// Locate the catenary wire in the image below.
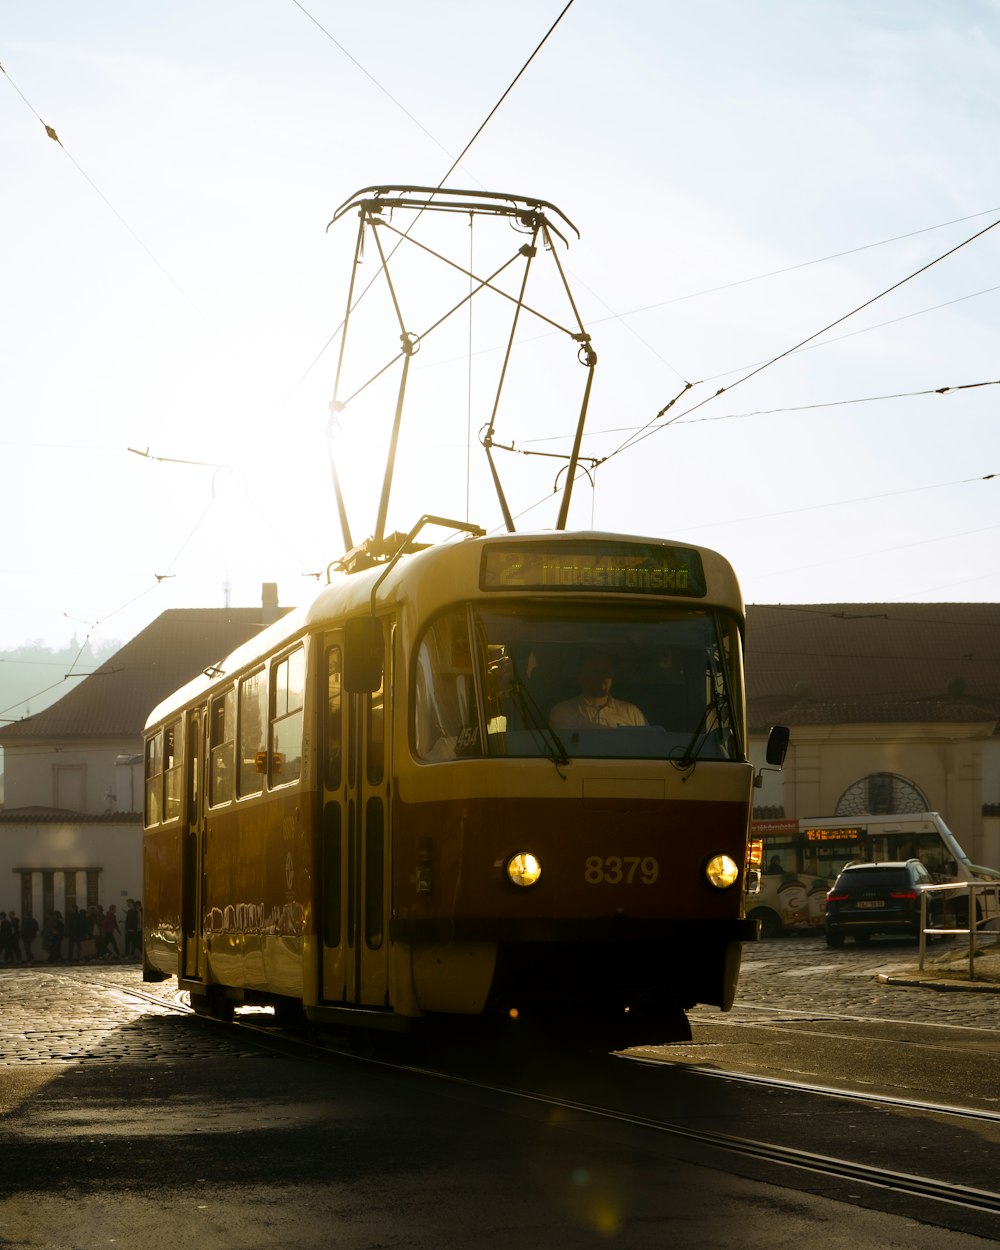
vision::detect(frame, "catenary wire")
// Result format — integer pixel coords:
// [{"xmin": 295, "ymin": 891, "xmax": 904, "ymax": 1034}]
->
[
  {"xmin": 1, "ymin": 61, "xmax": 210, "ymax": 324},
  {"xmin": 697, "ymin": 283, "xmax": 1000, "ymax": 386},
  {"xmin": 289, "ymin": 0, "xmax": 578, "ymax": 393},
  {"xmin": 515, "ymin": 379, "xmax": 1000, "ymax": 442},
  {"xmin": 602, "ymin": 213, "xmax": 1000, "ymax": 465}
]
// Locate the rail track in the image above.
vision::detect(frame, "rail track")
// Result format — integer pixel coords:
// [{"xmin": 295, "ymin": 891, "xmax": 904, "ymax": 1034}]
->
[{"xmin": 115, "ymin": 978, "xmax": 1000, "ymax": 1225}]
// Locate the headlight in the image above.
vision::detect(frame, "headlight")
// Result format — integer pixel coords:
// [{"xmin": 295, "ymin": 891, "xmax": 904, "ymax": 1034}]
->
[
  {"xmin": 705, "ymin": 853, "xmax": 739, "ymax": 890},
  {"xmin": 505, "ymin": 851, "xmax": 542, "ymax": 888}
]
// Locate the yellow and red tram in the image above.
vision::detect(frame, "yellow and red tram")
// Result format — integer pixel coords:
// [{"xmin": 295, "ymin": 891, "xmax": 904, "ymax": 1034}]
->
[{"xmin": 143, "ymin": 530, "xmax": 773, "ymax": 1043}]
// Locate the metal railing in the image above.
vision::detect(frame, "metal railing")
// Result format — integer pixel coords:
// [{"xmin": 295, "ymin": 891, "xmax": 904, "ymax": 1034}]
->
[{"xmin": 918, "ymin": 881, "xmax": 1000, "ymax": 979}]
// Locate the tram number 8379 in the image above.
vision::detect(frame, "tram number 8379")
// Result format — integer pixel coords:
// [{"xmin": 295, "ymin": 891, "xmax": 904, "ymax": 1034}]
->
[{"xmin": 584, "ymin": 856, "xmax": 660, "ymax": 885}]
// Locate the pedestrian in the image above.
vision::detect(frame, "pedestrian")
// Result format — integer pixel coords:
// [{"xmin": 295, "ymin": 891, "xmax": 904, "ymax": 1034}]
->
[
  {"xmin": 9, "ymin": 913, "xmax": 22, "ymax": 963},
  {"xmin": 102, "ymin": 904, "xmax": 121, "ymax": 958},
  {"xmin": 21, "ymin": 913, "xmax": 39, "ymax": 962},
  {"xmin": 93, "ymin": 905, "xmax": 107, "ymax": 959},
  {"xmin": 68, "ymin": 908, "xmax": 85, "ymax": 962},
  {"xmin": 0, "ymin": 913, "xmax": 11, "ymax": 964},
  {"xmin": 45, "ymin": 910, "xmax": 65, "ymax": 962},
  {"xmin": 124, "ymin": 899, "xmax": 140, "ymax": 959}
]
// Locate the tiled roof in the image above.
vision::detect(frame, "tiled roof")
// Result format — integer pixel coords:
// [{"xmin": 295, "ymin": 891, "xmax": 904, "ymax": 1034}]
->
[
  {"xmin": 4, "ymin": 601, "xmax": 998, "ymax": 743},
  {"xmin": 0, "ymin": 806, "xmax": 139, "ymax": 823},
  {"xmin": 0, "ymin": 607, "xmax": 289, "ymax": 744},
  {"xmin": 746, "ymin": 603, "xmax": 1000, "ymax": 730}
]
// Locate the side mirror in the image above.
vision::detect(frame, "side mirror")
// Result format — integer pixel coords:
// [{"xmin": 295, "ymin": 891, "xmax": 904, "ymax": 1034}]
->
[
  {"xmin": 754, "ymin": 724, "xmax": 790, "ymax": 789},
  {"xmin": 765, "ymin": 724, "xmax": 790, "ymax": 768},
  {"xmin": 344, "ymin": 617, "xmax": 384, "ymax": 693}
]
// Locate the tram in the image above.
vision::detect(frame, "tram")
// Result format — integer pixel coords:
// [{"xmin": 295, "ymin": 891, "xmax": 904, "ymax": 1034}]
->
[
  {"xmin": 143, "ymin": 528, "xmax": 787, "ymax": 1042},
  {"xmin": 143, "ymin": 186, "xmax": 786, "ymax": 1043}
]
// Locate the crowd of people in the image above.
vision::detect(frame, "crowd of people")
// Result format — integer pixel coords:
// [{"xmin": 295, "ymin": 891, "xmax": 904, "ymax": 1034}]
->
[{"xmin": 0, "ymin": 899, "xmax": 142, "ymax": 964}]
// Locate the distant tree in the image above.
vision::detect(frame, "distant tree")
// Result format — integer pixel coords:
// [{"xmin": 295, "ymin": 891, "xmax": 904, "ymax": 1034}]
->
[{"xmin": 0, "ymin": 637, "xmax": 121, "ymax": 725}]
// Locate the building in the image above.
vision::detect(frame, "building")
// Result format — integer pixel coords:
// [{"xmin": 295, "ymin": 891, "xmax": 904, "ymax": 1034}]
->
[
  {"xmin": 748, "ymin": 603, "xmax": 1000, "ymax": 869},
  {"xmin": 0, "ymin": 587, "xmax": 287, "ymax": 922},
  {"xmin": 4, "ymin": 595, "xmax": 999, "ymax": 923}
]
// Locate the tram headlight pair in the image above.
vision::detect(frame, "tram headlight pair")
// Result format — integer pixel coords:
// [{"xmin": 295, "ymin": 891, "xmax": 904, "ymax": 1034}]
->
[
  {"xmin": 505, "ymin": 851, "xmax": 542, "ymax": 889},
  {"xmin": 704, "ymin": 853, "xmax": 740, "ymax": 890}
]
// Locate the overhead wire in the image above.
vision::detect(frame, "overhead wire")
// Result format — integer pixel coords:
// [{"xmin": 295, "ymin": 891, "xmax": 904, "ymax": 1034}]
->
[
  {"xmin": 754, "ymin": 517, "xmax": 1000, "ymax": 581},
  {"xmin": 514, "ymin": 377, "xmax": 1000, "ymax": 443},
  {"xmin": 1, "ymin": 60, "xmax": 211, "ymax": 324},
  {"xmin": 288, "ymin": 0, "xmax": 471, "ymax": 174},
  {"xmin": 288, "ymin": 0, "xmax": 578, "ymax": 392},
  {"xmin": 689, "ymin": 471, "xmax": 997, "ymax": 532},
  {"xmin": 600, "ymin": 212, "xmax": 1000, "ymax": 467},
  {"xmin": 697, "ymin": 282, "xmax": 1000, "ymax": 386},
  {"xmin": 607, "ymin": 203, "xmax": 1000, "ymax": 320}
]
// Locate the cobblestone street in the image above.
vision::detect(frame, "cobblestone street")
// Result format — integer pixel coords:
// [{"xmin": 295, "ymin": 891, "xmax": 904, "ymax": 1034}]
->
[
  {"xmin": 0, "ymin": 932, "xmax": 996, "ymax": 1070},
  {"xmin": 0, "ymin": 966, "xmax": 259, "ymax": 1066},
  {"xmin": 711, "ymin": 931, "xmax": 1000, "ymax": 1031}
]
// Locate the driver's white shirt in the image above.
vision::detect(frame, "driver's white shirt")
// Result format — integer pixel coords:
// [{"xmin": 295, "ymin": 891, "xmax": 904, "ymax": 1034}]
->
[{"xmin": 549, "ymin": 694, "xmax": 646, "ymax": 730}]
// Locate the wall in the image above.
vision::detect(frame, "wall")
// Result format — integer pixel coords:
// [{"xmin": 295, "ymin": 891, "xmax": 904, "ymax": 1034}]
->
[
  {"xmin": 753, "ymin": 719, "xmax": 999, "ymax": 870},
  {"xmin": 1, "ymin": 740, "xmax": 140, "ymax": 814},
  {"xmin": 0, "ymin": 819, "xmax": 141, "ymax": 918}
]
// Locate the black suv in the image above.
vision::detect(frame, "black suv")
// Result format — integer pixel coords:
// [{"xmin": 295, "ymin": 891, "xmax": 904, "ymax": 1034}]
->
[{"xmin": 825, "ymin": 859, "xmax": 936, "ymax": 947}]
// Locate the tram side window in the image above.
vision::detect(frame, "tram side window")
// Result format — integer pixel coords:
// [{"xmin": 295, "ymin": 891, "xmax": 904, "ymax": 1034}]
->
[
  {"xmin": 238, "ymin": 668, "xmax": 268, "ymax": 797},
  {"xmin": 271, "ymin": 647, "xmax": 305, "ymax": 786},
  {"xmin": 163, "ymin": 720, "xmax": 182, "ymax": 821},
  {"xmin": 144, "ymin": 731, "xmax": 162, "ymax": 827},
  {"xmin": 414, "ymin": 609, "xmax": 481, "ymax": 762},
  {"xmin": 326, "ymin": 645, "xmax": 343, "ymax": 791},
  {"xmin": 209, "ymin": 688, "xmax": 236, "ymax": 805}
]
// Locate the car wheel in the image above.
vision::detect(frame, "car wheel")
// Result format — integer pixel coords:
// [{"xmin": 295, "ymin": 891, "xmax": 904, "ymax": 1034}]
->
[
  {"xmin": 749, "ymin": 908, "xmax": 783, "ymax": 940},
  {"xmin": 825, "ymin": 930, "xmax": 844, "ymax": 948}
]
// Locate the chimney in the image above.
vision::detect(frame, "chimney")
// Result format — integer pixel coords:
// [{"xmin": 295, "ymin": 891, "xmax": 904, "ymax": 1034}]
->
[{"xmin": 261, "ymin": 582, "xmax": 280, "ymax": 625}]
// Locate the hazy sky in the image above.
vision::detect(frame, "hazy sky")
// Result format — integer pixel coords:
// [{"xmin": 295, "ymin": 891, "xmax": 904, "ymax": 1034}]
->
[{"xmin": 3, "ymin": 0, "xmax": 999, "ymax": 657}]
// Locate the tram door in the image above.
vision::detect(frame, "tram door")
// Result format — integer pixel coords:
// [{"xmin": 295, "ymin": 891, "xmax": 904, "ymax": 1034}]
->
[
  {"xmin": 181, "ymin": 708, "xmax": 206, "ymax": 981},
  {"xmin": 319, "ymin": 628, "xmax": 391, "ymax": 1008}
]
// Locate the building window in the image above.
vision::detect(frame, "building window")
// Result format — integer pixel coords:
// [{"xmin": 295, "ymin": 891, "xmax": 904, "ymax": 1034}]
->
[
  {"xmin": 835, "ymin": 773, "xmax": 929, "ymax": 817},
  {"xmin": 54, "ymin": 764, "xmax": 86, "ymax": 812}
]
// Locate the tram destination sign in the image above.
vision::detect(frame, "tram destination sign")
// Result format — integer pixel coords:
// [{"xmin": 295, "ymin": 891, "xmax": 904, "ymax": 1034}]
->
[{"xmin": 481, "ymin": 541, "xmax": 707, "ymax": 597}]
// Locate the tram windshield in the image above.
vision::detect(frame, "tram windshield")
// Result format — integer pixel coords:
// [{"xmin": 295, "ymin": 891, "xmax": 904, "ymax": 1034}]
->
[{"xmin": 413, "ymin": 605, "xmax": 744, "ymax": 762}]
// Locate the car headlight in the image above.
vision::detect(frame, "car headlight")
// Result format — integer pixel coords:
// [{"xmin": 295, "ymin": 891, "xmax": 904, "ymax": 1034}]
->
[
  {"xmin": 505, "ymin": 851, "xmax": 542, "ymax": 888},
  {"xmin": 705, "ymin": 853, "xmax": 739, "ymax": 890}
]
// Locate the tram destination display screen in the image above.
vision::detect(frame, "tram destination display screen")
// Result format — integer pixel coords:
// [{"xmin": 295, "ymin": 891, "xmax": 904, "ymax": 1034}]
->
[
  {"xmin": 480, "ymin": 541, "xmax": 707, "ymax": 597},
  {"xmin": 804, "ymin": 827, "xmax": 863, "ymax": 843}
]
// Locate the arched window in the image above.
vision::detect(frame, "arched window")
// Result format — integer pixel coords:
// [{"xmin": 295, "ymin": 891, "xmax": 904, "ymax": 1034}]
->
[{"xmin": 835, "ymin": 773, "xmax": 929, "ymax": 817}]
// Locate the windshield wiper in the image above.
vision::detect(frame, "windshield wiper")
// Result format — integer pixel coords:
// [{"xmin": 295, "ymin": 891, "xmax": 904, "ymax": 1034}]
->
[{"xmin": 506, "ymin": 660, "xmax": 570, "ymax": 769}]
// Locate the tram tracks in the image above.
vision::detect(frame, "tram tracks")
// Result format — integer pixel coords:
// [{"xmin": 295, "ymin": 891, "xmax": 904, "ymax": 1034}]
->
[{"xmin": 116, "ymin": 978, "xmax": 1000, "ymax": 1222}]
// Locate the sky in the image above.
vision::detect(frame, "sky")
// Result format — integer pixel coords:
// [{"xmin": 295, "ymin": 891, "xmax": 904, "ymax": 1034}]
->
[{"xmin": 3, "ymin": 0, "xmax": 1000, "ymax": 664}]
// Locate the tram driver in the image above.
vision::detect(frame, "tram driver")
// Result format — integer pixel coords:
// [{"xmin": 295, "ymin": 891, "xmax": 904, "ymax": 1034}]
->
[{"xmin": 549, "ymin": 653, "xmax": 647, "ymax": 730}]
